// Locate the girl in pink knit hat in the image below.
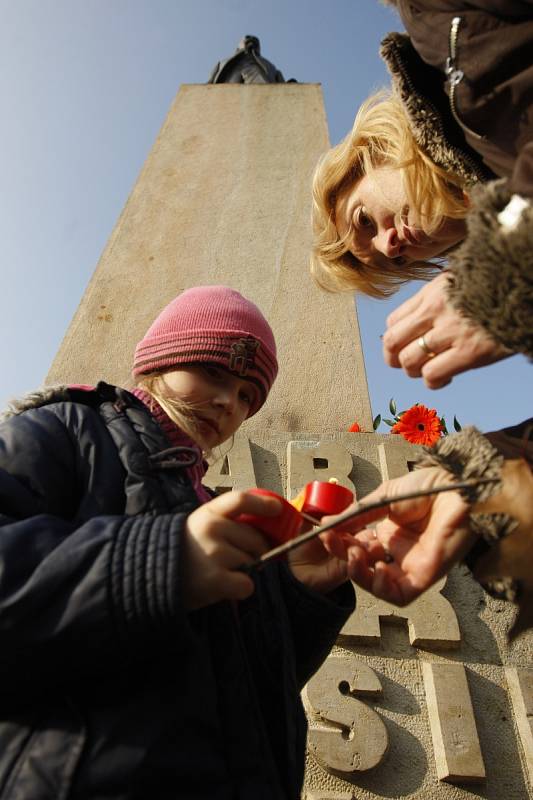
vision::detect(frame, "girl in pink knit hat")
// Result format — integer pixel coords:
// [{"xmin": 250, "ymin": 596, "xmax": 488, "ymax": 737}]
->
[{"xmin": 0, "ymin": 284, "xmax": 354, "ymax": 800}]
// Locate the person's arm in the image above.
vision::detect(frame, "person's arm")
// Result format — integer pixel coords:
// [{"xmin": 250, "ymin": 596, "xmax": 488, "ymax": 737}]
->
[
  {"xmin": 237, "ymin": 559, "xmax": 355, "ymax": 693},
  {"xmin": 0, "ymin": 406, "xmax": 194, "ymax": 694},
  {"xmin": 0, "ymin": 410, "xmax": 277, "ymax": 698},
  {"xmin": 278, "ymin": 562, "xmax": 355, "ymax": 686},
  {"xmin": 320, "ymin": 424, "xmax": 533, "ymax": 627},
  {"xmin": 0, "ymin": 506, "xmax": 197, "ymax": 696},
  {"xmin": 179, "ymin": 491, "xmax": 281, "ymax": 609},
  {"xmin": 319, "ymin": 464, "xmax": 475, "ymax": 605}
]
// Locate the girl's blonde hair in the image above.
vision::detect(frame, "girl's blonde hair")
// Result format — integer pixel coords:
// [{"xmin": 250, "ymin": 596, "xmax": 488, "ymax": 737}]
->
[
  {"xmin": 136, "ymin": 371, "xmax": 209, "ymax": 453},
  {"xmin": 310, "ymin": 90, "xmax": 469, "ymax": 298}
]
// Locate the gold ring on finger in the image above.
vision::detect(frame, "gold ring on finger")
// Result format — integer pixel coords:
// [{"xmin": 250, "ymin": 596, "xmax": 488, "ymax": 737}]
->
[{"xmin": 417, "ymin": 334, "xmax": 436, "ymax": 359}]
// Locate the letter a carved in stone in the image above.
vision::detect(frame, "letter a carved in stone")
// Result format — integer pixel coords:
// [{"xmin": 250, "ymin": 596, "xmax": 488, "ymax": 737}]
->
[{"xmin": 203, "ymin": 435, "xmax": 256, "ymax": 492}]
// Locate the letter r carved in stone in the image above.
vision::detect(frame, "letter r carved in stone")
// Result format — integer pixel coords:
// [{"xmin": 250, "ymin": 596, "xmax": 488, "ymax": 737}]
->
[{"xmin": 340, "ymin": 578, "xmax": 461, "ymax": 649}]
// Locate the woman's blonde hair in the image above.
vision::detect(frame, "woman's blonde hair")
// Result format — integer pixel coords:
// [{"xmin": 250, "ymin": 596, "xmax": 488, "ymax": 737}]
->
[{"xmin": 310, "ymin": 90, "xmax": 469, "ymax": 298}]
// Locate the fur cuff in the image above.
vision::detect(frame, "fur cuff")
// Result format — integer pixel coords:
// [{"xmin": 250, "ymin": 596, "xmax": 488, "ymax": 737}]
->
[
  {"xmin": 416, "ymin": 427, "xmax": 517, "ymax": 543},
  {"xmin": 447, "ymin": 180, "xmax": 533, "ymax": 359},
  {"xmin": 416, "ymin": 427, "xmax": 504, "ymax": 503}
]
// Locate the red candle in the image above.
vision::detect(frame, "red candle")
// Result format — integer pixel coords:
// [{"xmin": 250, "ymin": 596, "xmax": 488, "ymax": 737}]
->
[
  {"xmin": 238, "ymin": 488, "xmax": 303, "ymax": 545},
  {"xmin": 300, "ymin": 481, "xmax": 353, "ymax": 517}
]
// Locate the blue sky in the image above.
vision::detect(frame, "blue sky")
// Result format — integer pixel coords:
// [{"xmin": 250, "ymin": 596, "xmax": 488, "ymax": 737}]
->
[{"xmin": 1, "ymin": 0, "xmax": 531, "ymax": 432}]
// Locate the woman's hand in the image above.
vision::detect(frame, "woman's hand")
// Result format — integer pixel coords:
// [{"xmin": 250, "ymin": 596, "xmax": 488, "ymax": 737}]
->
[
  {"xmin": 182, "ymin": 491, "xmax": 280, "ymax": 610},
  {"xmin": 382, "ymin": 273, "xmax": 510, "ymax": 389},
  {"xmin": 319, "ymin": 467, "xmax": 476, "ymax": 605}
]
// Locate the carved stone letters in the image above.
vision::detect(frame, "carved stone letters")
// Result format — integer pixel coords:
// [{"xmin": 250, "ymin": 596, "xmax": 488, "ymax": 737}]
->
[
  {"xmin": 422, "ymin": 661, "xmax": 485, "ymax": 783},
  {"xmin": 286, "ymin": 441, "xmax": 355, "ymax": 500},
  {"xmin": 506, "ymin": 667, "xmax": 533, "ymax": 785},
  {"xmin": 203, "ymin": 436, "xmax": 256, "ymax": 492},
  {"xmin": 305, "ymin": 656, "xmax": 389, "ymax": 774},
  {"xmin": 340, "ymin": 579, "xmax": 461, "ymax": 649}
]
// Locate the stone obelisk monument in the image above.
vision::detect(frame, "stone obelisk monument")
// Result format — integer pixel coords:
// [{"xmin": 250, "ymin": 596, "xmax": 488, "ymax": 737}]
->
[{"xmin": 47, "ymin": 39, "xmax": 532, "ymax": 800}]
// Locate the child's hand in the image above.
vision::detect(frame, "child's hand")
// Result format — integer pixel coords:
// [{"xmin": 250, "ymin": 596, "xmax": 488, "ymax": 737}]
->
[
  {"xmin": 288, "ymin": 531, "xmax": 350, "ymax": 595},
  {"xmin": 181, "ymin": 491, "xmax": 281, "ymax": 610},
  {"xmin": 288, "ymin": 498, "xmax": 392, "ymax": 595}
]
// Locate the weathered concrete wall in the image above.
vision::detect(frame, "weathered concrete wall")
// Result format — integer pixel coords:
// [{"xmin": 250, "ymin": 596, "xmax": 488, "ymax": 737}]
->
[
  {"xmin": 46, "ymin": 84, "xmax": 372, "ymax": 433},
  {"xmin": 205, "ymin": 431, "xmax": 533, "ymax": 799}
]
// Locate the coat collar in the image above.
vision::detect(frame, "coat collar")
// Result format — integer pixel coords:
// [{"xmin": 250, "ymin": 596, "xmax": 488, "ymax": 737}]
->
[{"xmin": 380, "ymin": 31, "xmax": 491, "ymax": 184}]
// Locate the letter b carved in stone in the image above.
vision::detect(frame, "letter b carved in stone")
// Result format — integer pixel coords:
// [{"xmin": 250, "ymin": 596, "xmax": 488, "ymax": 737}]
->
[{"xmin": 287, "ymin": 441, "xmax": 355, "ymax": 499}]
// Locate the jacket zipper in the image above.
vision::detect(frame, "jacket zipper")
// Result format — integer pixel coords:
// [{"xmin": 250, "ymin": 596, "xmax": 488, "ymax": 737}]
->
[
  {"xmin": 387, "ymin": 38, "xmax": 489, "ymax": 182},
  {"xmin": 445, "ymin": 16, "xmax": 483, "ymax": 141}
]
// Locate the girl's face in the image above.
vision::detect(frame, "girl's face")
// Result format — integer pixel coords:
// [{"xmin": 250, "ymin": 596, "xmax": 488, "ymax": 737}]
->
[
  {"xmin": 162, "ymin": 364, "xmax": 259, "ymax": 448},
  {"xmin": 335, "ymin": 166, "xmax": 466, "ymax": 268}
]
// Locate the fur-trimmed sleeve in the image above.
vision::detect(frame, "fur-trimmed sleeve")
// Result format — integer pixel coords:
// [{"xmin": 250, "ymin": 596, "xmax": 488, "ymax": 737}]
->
[
  {"xmin": 447, "ymin": 178, "xmax": 533, "ymax": 359},
  {"xmin": 416, "ymin": 424, "xmax": 533, "ymax": 614}
]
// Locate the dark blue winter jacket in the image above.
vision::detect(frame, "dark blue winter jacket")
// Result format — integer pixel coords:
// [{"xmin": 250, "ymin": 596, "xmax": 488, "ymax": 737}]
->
[{"xmin": 0, "ymin": 382, "xmax": 354, "ymax": 800}]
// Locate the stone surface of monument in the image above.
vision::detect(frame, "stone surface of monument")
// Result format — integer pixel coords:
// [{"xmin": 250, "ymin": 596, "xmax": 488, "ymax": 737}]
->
[{"xmin": 47, "ymin": 75, "xmax": 533, "ymax": 799}]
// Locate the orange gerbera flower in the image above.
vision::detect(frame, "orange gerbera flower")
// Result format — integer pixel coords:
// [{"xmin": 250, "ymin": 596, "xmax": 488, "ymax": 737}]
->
[
  {"xmin": 348, "ymin": 422, "xmax": 362, "ymax": 432},
  {"xmin": 390, "ymin": 404, "xmax": 443, "ymax": 446}
]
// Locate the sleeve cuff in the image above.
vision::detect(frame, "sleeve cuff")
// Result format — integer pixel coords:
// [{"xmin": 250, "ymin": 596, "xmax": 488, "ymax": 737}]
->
[
  {"xmin": 278, "ymin": 562, "xmax": 355, "ymax": 624},
  {"xmin": 447, "ymin": 179, "xmax": 533, "ymax": 359},
  {"xmin": 109, "ymin": 512, "xmax": 192, "ymax": 646},
  {"xmin": 415, "ymin": 427, "xmax": 517, "ymax": 542}
]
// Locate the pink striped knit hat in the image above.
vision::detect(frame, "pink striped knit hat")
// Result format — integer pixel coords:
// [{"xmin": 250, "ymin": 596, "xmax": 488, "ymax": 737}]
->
[{"xmin": 132, "ymin": 286, "xmax": 278, "ymax": 416}]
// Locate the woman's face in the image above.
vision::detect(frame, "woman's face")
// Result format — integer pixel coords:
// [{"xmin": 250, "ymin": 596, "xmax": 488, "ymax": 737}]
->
[
  {"xmin": 335, "ymin": 166, "xmax": 466, "ymax": 267},
  {"xmin": 162, "ymin": 365, "xmax": 258, "ymax": 449}
]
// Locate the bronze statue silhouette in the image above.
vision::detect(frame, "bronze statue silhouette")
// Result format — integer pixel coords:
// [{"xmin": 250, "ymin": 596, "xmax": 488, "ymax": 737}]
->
[{"xmin": 208, "ymin": 36, "xmax": 292, "ymax": 84}]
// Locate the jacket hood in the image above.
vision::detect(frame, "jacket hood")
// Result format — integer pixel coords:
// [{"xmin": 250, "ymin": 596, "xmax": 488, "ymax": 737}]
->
[{"xmin": 1, "ymin": 385, "xmax": 72, "ymax": 421}]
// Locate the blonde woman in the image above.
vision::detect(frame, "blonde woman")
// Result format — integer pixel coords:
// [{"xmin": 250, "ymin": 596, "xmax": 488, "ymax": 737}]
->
[
  {"xmin": 313, "ymin": 1, "xmax": 533, "ymax": 635},
  {"xmin": 312, "ymin": 1, "xmax": 532, "ymax": 389}
]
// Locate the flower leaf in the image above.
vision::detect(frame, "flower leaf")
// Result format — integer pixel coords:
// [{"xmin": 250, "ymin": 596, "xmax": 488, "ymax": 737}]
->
[
  {"xmin": 372, "ymin": 414, "xmax": 381, "ymax": 431},
  {"xmin": 453, "ymin": 415, "xmax": 462, "ymax": 432},
  {"xmin": 383, "ymin": 418, "xmax": 396, "ymax": 427},
  {"xmin": 389, "ymin": 397, "xmax": 397, "ymax": 416}
]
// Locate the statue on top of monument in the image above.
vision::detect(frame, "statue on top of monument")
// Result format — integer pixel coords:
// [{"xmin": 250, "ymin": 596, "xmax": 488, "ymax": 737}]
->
[{"xmin": 207, "ymin": 35, "xmax": 293, "ymax": 84}]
